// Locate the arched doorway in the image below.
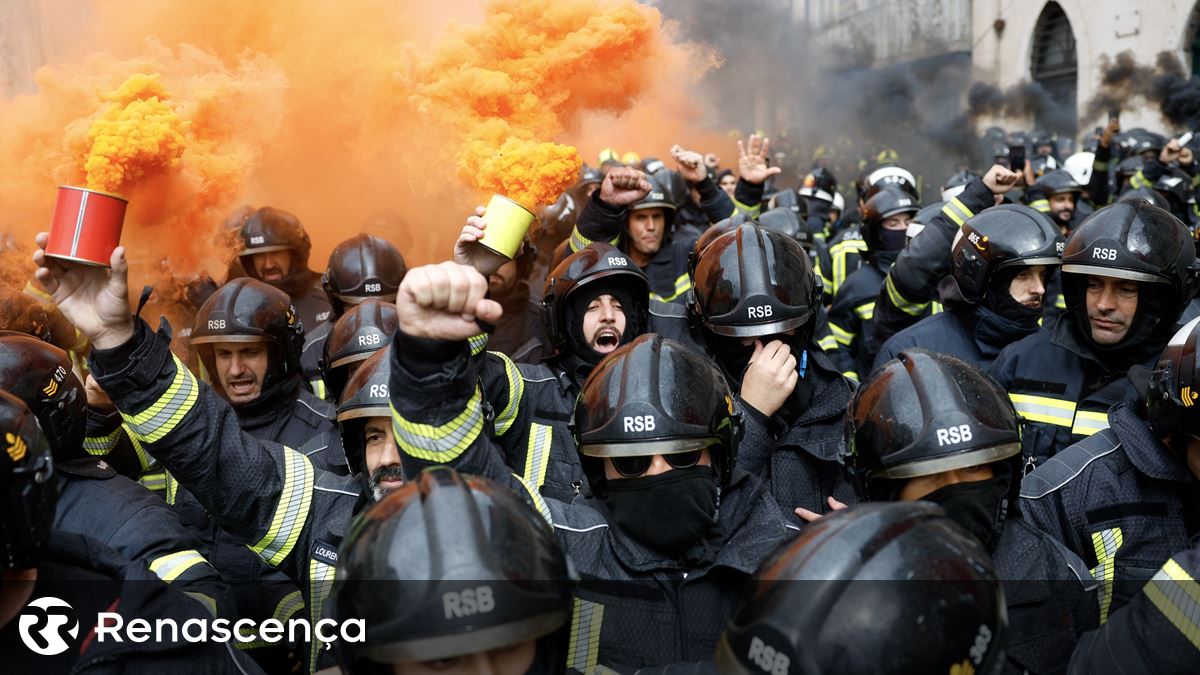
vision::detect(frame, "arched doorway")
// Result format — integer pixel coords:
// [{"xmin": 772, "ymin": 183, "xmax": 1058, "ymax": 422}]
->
[{"xmin": 1030, "ymin": 2, "xmax": 1078, "ymax": 134}]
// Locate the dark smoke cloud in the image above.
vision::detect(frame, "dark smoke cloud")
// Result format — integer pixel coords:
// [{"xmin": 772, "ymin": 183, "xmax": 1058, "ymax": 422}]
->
[
  {"xmin": 964, "ymin": 80, "xmax": 1076, "ymax": 136},
  {"xmin": 1085, "ymin": 50, "xmax": 1199, "ymax": 130}
]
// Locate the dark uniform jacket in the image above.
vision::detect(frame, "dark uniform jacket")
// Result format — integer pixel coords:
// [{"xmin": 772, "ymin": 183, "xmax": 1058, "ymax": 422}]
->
[
  {"xmin": 299, "ymin": 320, "xmax": 332, "ymax": 399},
  {"xmin": 1022, "ymin": 401, "xmax": 1200, "ymax": 620},
  {"xmin": 873, "ymin": 303, "xmax": 1041, "ymax": 372},
  {"xmin": 736, "ymin": 347, "xmax": 857, "ymax": 524},
  {"xmin": 0, "ymin": 531, "xmax": 262, "ymax": 674},
  {"xmin": 91, "ymin": 319, "xmax": 363, "ymax": 670},
  {"xmin": 989, "ymin": 318, "xmax": 1146, "ymax": 471},
  {"xmin": 290, "ymin": 278, "xmax": 334, "ymax": 340},
  {"xmin": 388, "ymin": 330, "xmax": 796, "ymax": 673},
  {"xmin": 1068, "ymin": 539, "xmax": 1200, "ymax": 674},
  {"xmin": 814, "ymin": 225, "xmax": 866, "ymax": 304},
  {"xmin": 53, "ymin": 458, "xmax": 235, "ymax": 620},
  {"xmin": 824, "ymin": 259, "xmax": 897, "ymax": 382}
]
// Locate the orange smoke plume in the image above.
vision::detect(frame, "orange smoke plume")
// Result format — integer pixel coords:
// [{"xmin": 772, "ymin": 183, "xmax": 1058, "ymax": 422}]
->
[{"xmin": 84, "ymin": 72, "xmax": 186, "ymax": 192}]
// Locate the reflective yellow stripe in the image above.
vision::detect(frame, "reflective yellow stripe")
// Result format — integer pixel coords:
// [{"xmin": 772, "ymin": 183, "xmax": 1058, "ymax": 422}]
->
[
  {"xmin": 1055, "ymin": 294, "xmax": 1067, "ymax": 310},
  {"xmin": 931, "ymin": 301, "xmax": 944, "ymax": 314},
  {"xmin": 832, "ymin": 251, "xmax": 846, "ymax": 295},
  {"xmin": 843, "ymin": 371, "xmax": 859, "ymax": 383},
  {"xmin": 273, "ymin": 590, "xmax": 305, "ymax": 622},
  {"xmin": 827, "ymin": 321, "xmax": 854, "ymax": 346},
  {"xmin": 491, "ymin": 352, "xmax": 524, "ymax": 436},
  {"xmin": 1091, "ymin": 527, "xmax": 1124, "ymax": 624},
  {"xmin": 469, "ymin": 333, "xmax": 489, "ymax": 357},
  {"xmin": 1071, "ymin": 410, "xmax": 1110, "ymax": 437},
  {"xmin": 124, "ymin": 429, "xmax": 154, "ymax": 472},
  {"xmin": 249, "ymin": 448, "xmax": 315, "ymax": 566},
  {"xmin": 1130, "ymin": 170, "xmax": 1152, "ymax": 190},
  {"xmin": 1029, "ymin": 199, "xmax": 1050, "ymax": 212},
  {"xmin": 817, "ymin": 335, "xmax": 837, "ymax": 351},
  {"xmin": 942, "ymin": 197, "xmax": 973, "ymax": 226},
  {"xmin": 149, "ymin": 549, "xmax": 209, "ymax": 582},
  {"xmin": 83, "ymin": 429, "xmax": 122, "ymax": 456},
  {"xmin": 183, "ymin": 592, "xmax": 218, "ymax": 618},
  {"xmin": 514, "ymin": 473, "xmax": 552, "ymax": 525},
  {"xmin": 140, "ymin": 471, "xmax": 167, "ymax": 493},
  {"xmin": 1093, "ymin": 160, "xmax": 1109, "ymax": 172},
  {"xmin": 884, "ymin": 275, "xmax": 928, "ymax": 316},
  {"xmin": 523, "ymin": 423, "xmax": 554, "ymax": 491},
  {"xmin": 829, "ymin": 239, "xmax": 868, "ymax": 256},
  {"xmin": 164, "ymin": 473, "xmax": 178, "ymax": 505},
  {"xmin": 649, "ymin": 274, "xmax": 692, "ymax": 303},
  {"xmin": 308, "ymin": 558, "xmax": 337, "ymax": 668},
  {"xmin": 566, "ymin": 598, "xmax": 605, "ymax": 672},
  {"xmin": 853, "ymin": 301, "xmax": 874, "ymax": 321},
  {"xmin": 569, "ymin": 227, "xmax": 620, "ymax": 253},
  {"xmin": 1009, "ymin": 393, "xmax": 1075, "ymax": 427},
  {"xmin": 309, "ymin": 378, "xmax": 326, "ymax": 400},
  {"xmin": 391, "ymin": 388, "xmax": 485, "ymax": 462},
  {"xmin": 1145, "ymin": 559, "xmax": 1200, "ymax": 650},
  {"xmin": 120, "ymin": 355, "xmax": 199, "ymax": 443},
  {"xmin": 731, "ymin": 198, "xmax": 761, "ymax": 219}
]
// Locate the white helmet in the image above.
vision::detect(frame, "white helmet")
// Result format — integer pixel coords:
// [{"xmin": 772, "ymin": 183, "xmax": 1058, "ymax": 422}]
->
[
  {"xmin": 1063, "ymin": 152, "xmax": 1094, "ymax": 187},
  {"xmin": 832, "ymin": 192, "xmax": 845, "ymax": 213}
]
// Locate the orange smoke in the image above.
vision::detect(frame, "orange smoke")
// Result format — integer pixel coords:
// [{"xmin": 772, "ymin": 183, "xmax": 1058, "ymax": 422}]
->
[{"xmin": 84, "ymin": 73, "xmax": 186, "ymax": 192}]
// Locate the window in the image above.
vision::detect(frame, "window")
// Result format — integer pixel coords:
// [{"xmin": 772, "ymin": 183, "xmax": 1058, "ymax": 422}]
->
[{"xmin": 1030, "ymin": 2, "xmax": 1078, "ymax": 133}]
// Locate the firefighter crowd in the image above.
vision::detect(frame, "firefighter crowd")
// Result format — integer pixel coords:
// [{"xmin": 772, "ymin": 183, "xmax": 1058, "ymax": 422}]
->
[{"xmin": 3, "ymin": 112, "xmax": 1200, "ymax": 675}]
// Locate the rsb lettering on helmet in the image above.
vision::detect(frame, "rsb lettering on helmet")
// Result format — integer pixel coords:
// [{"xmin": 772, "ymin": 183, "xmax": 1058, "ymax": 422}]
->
[
  {"xmin": 1092, "ymin": 247, "xmax": 1119, "ymax": 261},
  {"xmin": 936, "ymin": 424, "xmax": 973, "ymax": 447},
  {"xmin": 607, "ymin": 257, "xmax": 626, "ymax": 266},
  {"xmin": 357, "ymin": 333, "xmax": 382, "ymax": 347},
  {"xmin": 623, "ymin": 415, "xmax": 656, "ymax": 433},
  {"xmin": 747, "ymin": 636, "xmax": 790, "ymax": 675},
  {"xmin": 208, "ymin": 319, "xmax": 226, "ymax": 330},
  {"xmin": 364, "ymin": 283, "xmax": 382, "ymax": 293},
  {"xmin": 442, "ymin": 586, "xmax": 494, "ymax": 620},
  {"xmin": 368, "ymin": 384, "xmax": 388, "ymax": 399},
  {"xmin": 747, "ymin": 305, "xmax": 774, "ymax": 319},
  {"xmin": 249, "ymin": 236, "xmax": 265, "ymax": 245}
]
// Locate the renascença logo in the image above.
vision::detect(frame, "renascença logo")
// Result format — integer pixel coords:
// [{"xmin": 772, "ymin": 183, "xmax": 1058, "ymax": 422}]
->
[{"xmin": 19, "ymin": 596, "xmax": 79, "ymax": 655}]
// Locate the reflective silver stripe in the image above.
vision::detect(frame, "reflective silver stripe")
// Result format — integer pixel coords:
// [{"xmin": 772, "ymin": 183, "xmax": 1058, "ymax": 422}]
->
[
  {"xmin": 309, "ymin": 558, "xmax": 337, "ymax": 668},
  {"xmin": 469, "ymin": 333, "xmax": 489, "ymax": 356},
  {"xmin": 83, "ymin": 429, "xmax": 122, "ymax": 455},
  {"xmin": 274, "ymin": 590, "xmax": 305, "ymax": 622},
  {"xmin": 1071, "ymin": 410, "xmax": 1110, "ymax": 436},
  {"xmin": 249, "ymin": 448, "xmax": 314, "ymax": 566},
  {"xmin": 148, "ymin": 549, "xmax": 209, "ymax": 582},
  {"xmin": 1145, "ymin": 559, "xmax": 1200, "ymax": 650},
  {"xmin": 391, "ymin": 389, "xmax": 484, "ymax": 462},
  {"xmin": 515, "ymin": 474, "xmax": 552, "ymax": 526},
  {"xmin": 120, "ymin": 355, "xmax": 199, "ymax": 442},
  {"xmin": 566, "ymin": 598, "xmax": 605, "ymax": 672},
  {"xmin": 523, "ymin": 423, "xmax": 553, "ymax": 491},
  {"xmin": 492, "ymin": 352, "xmax": 524, "ymax": 436}
]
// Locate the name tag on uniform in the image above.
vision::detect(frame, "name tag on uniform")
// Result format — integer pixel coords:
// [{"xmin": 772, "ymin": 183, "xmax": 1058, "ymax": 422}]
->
[{"xmin": 311, "ymin": 539, "xmax": 339, "ymax": 566}]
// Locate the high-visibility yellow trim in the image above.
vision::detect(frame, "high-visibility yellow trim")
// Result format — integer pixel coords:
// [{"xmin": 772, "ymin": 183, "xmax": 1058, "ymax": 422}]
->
[
  {"xmin": 140, "ymin": 471, "xmax": 167, "ymax": 493},
  {"xmin": 124, "ymin": 429, "xmax": 154, "ymax": 472},
  {"xmin": 273, "ymin": 590, "xmax": 305, "ymax": 623},
  {"xmin": 1071, "ymin": 410, "xmax": 1110, "ymax": 437},
  {"xmin": 731, "ymin": 199, "xmax": 761, "ymax": 219},
  {"xmin": 817, "ymin": 334, "xmax": 837, "ymax": 352},
  {"xmin": 391, "ymin": 388, "xmax": 485, "ymax": 462},
  {"xmin": 1144, "ymin": 558, "xmax": 1200, "ymax": 649},
  {"xmin": 120, "ymin": 355, "xmax": 199, "ymax": 443},
  {"xmin": 1129, "ymin": 170, "xmax": 1152, "ymax": 190},
  {"xmin": 853, "ymin": 301, "xmax": 875, "ymax": 321},
  {"xmin": 942, "ymin": 197, "xmax": 973, "ymax": 226},
  {"xmin": 164, "ymin": 473, "xmax": 178, "ymax": 506},
  {"xmin": 490, "ymin": 352, "xmax": 524, "ymax": 437},
  {"xmin": 308, "ymin": 557, "xmax": 337, "ymax": 669},
  {"xmin": 567, "ymin": 598, "xmax": 605, "ymax": 672},
  {"xmin": 183, "ymin": 592, "xmax": 218, "ymax": 618},
  {"xmin": 515, "ymin": 473, "xmax": 553, "ymax": 525},
  {"xmin": 884, "ymin": 275, "xmax": 928, "ymax": 316},
  {"xmin": 83, "ymin": 428, "xmax": 122, "ymax": 456},
  {"xmin": 1009, "ymin": 393, "xmax": 1075, "ymax": 427},
  {"xmin": 649, "ymin": 274, "xmax": 692, "ymax": 303},
  {"xmin": 1093, "ymin": 160, "xmax": 1109, "ymax": 172},
  {"xmin": 569, "ymin": 227, "xmax": 620, "ymax": 254},
  {"xmin": 309, "ymin": 378, "xmax": 327, "ymax": 400},
  {"xmin": 1029, "ymin": 199, "xmax": 1050, "ymax": 212},
  {"xmin": 1091, "ymin": 527, "xmax": 1124, "ymax": 624},
  {"xmin": 1055, "ymin": 294, "xmax": 1067, "ymax": 310},
  {"xmin": 523, "ymin": 423, "xmax": 554, "ymax": 491},
  {"xmin": 828, "ymin": 321, "xmax": 854, "ymax": 346},
  {"xmin": 149, "ymin": 549, "xmax": 209, "ymax": 582},
  {"xmin": 843, "ymin": 371, "xmax": 859, "ymax": 383},
  {"xmin": 249, "ymin": 448, "xmax": 315, "ymax": 566},
  {"xmin": 469, "ymin": 333, "xmax": 489, "ymax": 357}
]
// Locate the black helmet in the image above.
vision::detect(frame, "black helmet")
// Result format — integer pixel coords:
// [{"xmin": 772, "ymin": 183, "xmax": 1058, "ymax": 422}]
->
[
  {"xmin": 238, "ymin": 206, "xmax": 312, "ymax": 269},
  {"xmin": 0, "ymin": 332, "xmax": 86, "ymax": 463},
  {"xmin": 1124, "ymin": 129, "xmax": 1165, "ymax": 157},
  {"xmin": 905, "ymin": 202, "xmax": 943, "ymax": 242},
  {"xmin": 321, "ymin": 234, "xmax": 407, "ymax": 318},
  {"xmin": 1153, "ymin": 171, "xmax": 1193, "ymax": 222},
  {"xmin": 337, "ymin": 346, "xmax": 392, "ymax": 478},
  {"xmin": 1116, "ymin": 155, "xmax": 1144, "ymax": 187},
  {"xmin": 190, "ymin": 278, "xmax": 306, "ymax": 398},
  {"xmin": 321, "ymin": 299, "xmax": 398, "ymax": 404},
  {"xmin": 1060, "ymin": 201, "xmax": 1200, "ymax": 318},
  {"xmin": 863, "ymin": 164, "xmax": 919, "ymax": 201},
  {"xmin": 573, "ymin": 334, "xmax": 741, "ymax": 495},
  {"xmin": 627, "ymin": 174, "xmax": 677, "ymax": 231},
  {"xmin": 539, "ymin": 243, "xmax": 649, "ymax": 363},
  {"xmin": 757, "ymin": 207, "xmax": 813, "ymax": 248},
  {"xmin": 766, "ymin": 188, "xmax": 810, "ymax": 221},
  {"xmin": 1143, "ymin": 316, "xmax": 1200, "ymax": 441},
  {"xmin": 690, "ymin": 224, "xmax": 821, "ymax": 339},
  {"xmin": 692, "ymin": 213, "xmax": 750, "ymax": 261},
  {"xmin": 799, "ymin": 167, "xmax": 838, "ymax": 204},
  {"xmin": 716, "ymin": 502, "xmax": 1007, "ymax": 675},
  {"xmin": 332, "ymin": 466, "xmax": 571, "ymax": 674},
  {"xmin": 0, "ymin": 390, "xmax": 57, "ymax": 574},
  {"xmin": 1034, "ymin": 169, "xmax": 1082, "ymax": 196},
  {"xmin": 860, "ymin": 186, "xmax": 920, "ymax": 251},
  {"xmin": 951, "ymin": 204, "xmax": 1064, "ymax": 303},
  {"xmin": 941, "ymin": 169, "xmax": 978, "ymax": 202},
  {"xmin": 1118, "ymin": 186, "xmax": 1171, "ymax": 211},
  {"xmin": 843, "ymin": 349, "xmax": 1022, "ymax": 519},
  {"xmin": 1029, "ymin": 154, "xmax": 1058, "ymax": 180}
]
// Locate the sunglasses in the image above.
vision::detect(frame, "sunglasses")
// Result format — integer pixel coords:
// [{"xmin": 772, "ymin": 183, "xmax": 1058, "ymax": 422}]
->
[{"xmin": 610, "ymin": 450, "xmax": 704, "ymax": 478}]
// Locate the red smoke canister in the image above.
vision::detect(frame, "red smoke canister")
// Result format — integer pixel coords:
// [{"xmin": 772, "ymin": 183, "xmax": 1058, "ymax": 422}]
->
[{"xmin": 45, "ymin": 186, "xmax": 128, "ymax": 267}]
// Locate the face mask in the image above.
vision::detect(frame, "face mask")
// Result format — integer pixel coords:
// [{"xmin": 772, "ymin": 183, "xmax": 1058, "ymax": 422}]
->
[
  {"xmin": 921, "ymin": 474, "xmax": 1010, "ymax": 552},
  {"xmin": 879, "ymin": 227, "xmax": 909, "ymax": 252},
  {"xmin": 604, "ymin": 465, "xmax": 719, "ymax": 559}
]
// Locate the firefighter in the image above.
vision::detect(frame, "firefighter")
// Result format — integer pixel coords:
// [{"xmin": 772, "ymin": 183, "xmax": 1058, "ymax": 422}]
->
[
  {"xmin": 716, "ymin": 503, "xmax": 1007, "ymax": 675},
  {"xmin": 842, "ymin": 349, "xmax": 1097, "ymax": 674},
  {"xmin": 0, "ymin": 391, "xmax": 261, "ymax": 673},
  {"xmin": 1021, "ymin": 315, "xmax": 1200, "ymax": 621},
  {"xmin": 989, "ymin": 200, "xmax": 1199, "ymax": 469},
  {"xmin": 1025, "ymin": 169, "xmax": 1087, "ymax": 233},
  {"xmin": 237, "ymin": 206, "xmax": 332, "ymax": 334},
  {"xmin": 870, "ymin": 164, "xmax": 1023, "ymax": 354},
  {"xmin": 874, "ymin": 204, "xmax": 1064, "ymax": 370},
  {"xmin": 301, "ymin": 233, "xmax": 406, "ymax": 398},
  {"xmin": 386, "ymin": 261, "xmax": 793, "ymax": 670},
  {"xmin": 824, "ymin": 186, "xmax": 920, "ymax": 381},
  {"xmin": 0, "ymin": 333, "xmax": 234, "ymax": 621},
  {"xmin": 688, "ymin": 224, "xmax": 855, "ymax": 522},
  {"xmin": 332, "ymin": 466, "xmax": 571, "ymax": 674}
]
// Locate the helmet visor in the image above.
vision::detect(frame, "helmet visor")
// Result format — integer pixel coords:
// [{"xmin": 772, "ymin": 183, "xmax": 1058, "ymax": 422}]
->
[
  {"xmin": 1060, "ymin": 264, "xmax": 1165, "ymax": 284},
  {"xmin": 702, "ymin": 313, "xmax": 810, "ymax": 338},
  {"xmin": 873, "ymin": 442, "xmax": 1021, "ymax": 480},
  {"xmin": 580, "ymin": 436, "xmax": 717, "ymax": 458}
]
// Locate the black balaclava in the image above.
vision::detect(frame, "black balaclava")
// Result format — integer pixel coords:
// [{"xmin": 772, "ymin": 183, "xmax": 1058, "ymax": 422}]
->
[
  {"xmin": 557, "ymin": 284, "xmax": 640, "ymax": 383},
  {"xmin": 920, "ymin": 460, "xmax": 1015, "ymax": 554},
  {"xmin": 604, "ymin": 465, "xmax": 722, "ymax": 563},
  {"xmin": 878, "ymin": 227, "xmax": 908, "ymax": 252},
  {"xmin": 707, "ymin": 331, "xmax": 815, "ymax": 422},
  {"xmin": 983, "ymin": 267, "xmax": 1044, "ymax": 325}
]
